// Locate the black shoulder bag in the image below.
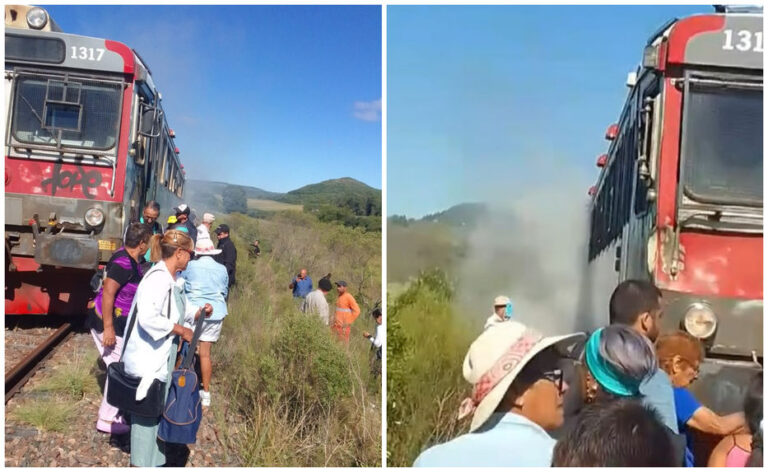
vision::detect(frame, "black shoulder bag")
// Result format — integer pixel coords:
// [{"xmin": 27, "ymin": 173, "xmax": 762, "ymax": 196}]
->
[{"xmin": 106, "ymin": 287, "xmax": 173, "ymax": 418}]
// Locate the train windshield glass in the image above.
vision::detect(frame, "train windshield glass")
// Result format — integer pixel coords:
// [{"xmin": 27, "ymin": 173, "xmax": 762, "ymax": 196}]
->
[
  {"xmin": 11, "ymin": 76, "xmax": 122, "ymax": 152},
  {"xmin": 682, "ymin": 84, "xmax": 763, "ymax": 207}
]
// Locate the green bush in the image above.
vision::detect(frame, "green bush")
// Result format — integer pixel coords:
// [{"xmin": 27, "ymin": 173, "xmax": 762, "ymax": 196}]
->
[{"xmin": 387, "ymin": 269, "xmax": 476, "ymax": 466}]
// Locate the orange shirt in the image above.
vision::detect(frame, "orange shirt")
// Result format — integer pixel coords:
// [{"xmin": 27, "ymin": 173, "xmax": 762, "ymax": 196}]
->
[{"xmin": 335, "ymin": 292, "xmax": 360, "ymax": 326}]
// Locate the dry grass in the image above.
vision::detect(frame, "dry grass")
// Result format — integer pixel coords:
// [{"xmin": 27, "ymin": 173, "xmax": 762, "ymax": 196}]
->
[
  {"xmin": 10, "ymin": 400, "xmax": 76, "ymax": 433},
  {"xmin": 32, "ymin": 351, "xmax": 100, "ymax": 400},
  {"xmin": 210, "ymin": 212, "xmax": 381, "ymax": 467}
]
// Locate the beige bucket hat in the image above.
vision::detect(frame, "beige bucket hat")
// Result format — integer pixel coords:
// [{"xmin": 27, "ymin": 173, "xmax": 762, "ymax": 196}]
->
[
  {"xmin": 459, "ymin": 320, "xmax": 581, "ymax": 432},
  {"xmin": 493, "ymin": 295, "xmax": 510, "ymax": 306}
]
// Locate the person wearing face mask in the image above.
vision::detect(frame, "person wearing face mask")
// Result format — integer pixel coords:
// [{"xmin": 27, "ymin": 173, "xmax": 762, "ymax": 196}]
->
[
  {"xmin": 484, "ymin": 295, "xmax": 513, "ymax": 330},
  {"xmin": 413, "ymin": 321, "xmax": 583, "ymax": 467}
]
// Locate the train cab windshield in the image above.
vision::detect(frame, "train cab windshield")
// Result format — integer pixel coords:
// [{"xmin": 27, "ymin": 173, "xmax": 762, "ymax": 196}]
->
[
  {"xmin": 681, "ymin": 79, "xmax": 763, "ymax": 208},
  {"xmin": 10, "ymin": 74, "xmax": 122, "ymax": 152}
]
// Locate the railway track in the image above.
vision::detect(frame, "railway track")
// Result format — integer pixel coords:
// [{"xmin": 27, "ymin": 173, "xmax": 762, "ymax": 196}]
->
[{"xmin": 5, "ymin": 316, "xmax": 78, "ymax": 403}]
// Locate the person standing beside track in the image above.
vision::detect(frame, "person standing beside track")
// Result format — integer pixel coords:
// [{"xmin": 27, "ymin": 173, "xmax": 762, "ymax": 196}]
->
[
  {"xmin": 332, "ymin": 280, "xmax": 360, "ymax": 342},
  {"xmin": 125, "ymin": 201, "xmax": 162, "ymax": 268},
  {"xmin": 180, "ymin": 238, "xmax": 228, "ymax": 408},
  {"xmin": 87, "ymin": 222, "xmax": 151, "ymax": 435},
  {"xmin": 196, "ymin": 212, "xmax": 216, "ymax": 245},
  {"xmin": 214, "ymin": 224, "xmax": 237, "ymax": 288},
  {"xmin": 122, "ymin": 230, "xmax": 210, "ymax": 467}
]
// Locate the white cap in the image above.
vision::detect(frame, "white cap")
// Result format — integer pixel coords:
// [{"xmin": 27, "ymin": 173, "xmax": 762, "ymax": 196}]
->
[
  {"xmin": 493, "ymin": 295, "xmax": 510, "ymax": 306},
  {"xmin": 203, "ymin": 213, "xmax": 215, "ymax": 224}
]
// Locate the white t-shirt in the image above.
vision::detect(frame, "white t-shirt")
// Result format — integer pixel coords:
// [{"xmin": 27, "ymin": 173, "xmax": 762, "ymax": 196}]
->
[{"xmin": 484, "ymin": 313, "xmax": 505, "ymax": 330}]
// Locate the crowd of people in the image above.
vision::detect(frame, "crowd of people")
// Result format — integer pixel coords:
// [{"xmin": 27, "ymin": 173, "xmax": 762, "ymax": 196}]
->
[
  {"xmin": 414, "ymin": 280, "xmax": 763, "ymax": 468},
  {"xmin": 86, "ymin": 202, "xmax": 240, "ymax": 466},
  {"xmin": 85, "ymin": 201, "xmax": 380, "ymax": 466}
]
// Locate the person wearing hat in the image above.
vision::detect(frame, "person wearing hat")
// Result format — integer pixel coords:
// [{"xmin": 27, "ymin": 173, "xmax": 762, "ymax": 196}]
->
[
  {"xmin": 170, "ymin": 204, "xmax": 198, "ymax": 244},
  {"xmin": 413, "ymin": 321, "xmax": 583, "ymax": 467},
  {"xmin": 179, "ymin": 238, "xmax": 228, "ymax": 407},
  {"xmin": 300, "ymin": 277, "xmax": 332, "ymax": 325},
  {"xmin": 196, "ymin": 213, "xmax": 216, "ymax": 245},
  {"xmin": 485, "ymin": 295, "xmax": 513, "ymax": 330},
  {"xmin": 332, "ymin": 280, "xmax": 360, "ymax": 342},
  {"xmin": 213, "ymin": 224, "xmax": 237, "ymax": 288}
]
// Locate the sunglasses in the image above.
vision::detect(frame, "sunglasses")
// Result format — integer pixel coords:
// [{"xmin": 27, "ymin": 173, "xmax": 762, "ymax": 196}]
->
[
  {"xmin": 541, "ymin": 369, "xmax": 565, "ymax": 394},
  {"xmin": 178, "ymin": 248, "xmax": 194, "ymax": 257}
]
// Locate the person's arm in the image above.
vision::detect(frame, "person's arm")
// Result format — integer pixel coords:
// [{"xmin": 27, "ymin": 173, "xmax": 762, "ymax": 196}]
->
[
  {"xmin": 707, "ymin": 435, "xmax": 734, "ymax": 467},
  {"xmin": 100, "ymin": 277, "xmax": 120, "ymax": 346},
  {"xmin": 688, "ymin": 409, "xmax": 746, "ymax": 436},
  {"xmin": 349, "ymin": 296, "xmax": 361, "ymax": 323}
]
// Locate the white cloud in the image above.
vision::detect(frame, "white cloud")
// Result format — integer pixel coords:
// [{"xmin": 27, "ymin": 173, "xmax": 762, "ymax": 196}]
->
[{"xmin": 352, "ymin": 98, "xmax": 381, "ymax": 122}]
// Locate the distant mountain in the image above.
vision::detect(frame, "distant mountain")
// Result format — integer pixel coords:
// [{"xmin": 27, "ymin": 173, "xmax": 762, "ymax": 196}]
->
[
  {"xmin": 187, "ymin": 180, "xmax": 283, "ymax": 200},
  {"xmin": 419, "ymin": 202, "xmax": 488, "ymax": 227},
  {"xmin": 280, "ymin": 177, "xmax": 380, "ymax": 205},
  {"xmin": 184, "ymin": 177, "xmax": 381, "ymax": 219}
]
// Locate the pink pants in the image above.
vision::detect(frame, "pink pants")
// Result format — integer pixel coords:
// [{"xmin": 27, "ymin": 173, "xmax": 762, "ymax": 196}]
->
[{"xmin": 90, "ymin": 329, "xmax": 126, "ymax": 425}]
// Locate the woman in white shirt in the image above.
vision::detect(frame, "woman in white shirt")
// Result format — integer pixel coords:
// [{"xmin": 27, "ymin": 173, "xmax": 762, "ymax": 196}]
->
[{"xmin": 122, "ymin": 230, "xmax": 211, "ymax": 467}]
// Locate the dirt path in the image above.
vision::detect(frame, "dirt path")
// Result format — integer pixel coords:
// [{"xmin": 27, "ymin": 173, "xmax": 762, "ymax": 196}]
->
[{"xmin": 5, "ymin": 331, "xmax": 242, "ymax": 467}]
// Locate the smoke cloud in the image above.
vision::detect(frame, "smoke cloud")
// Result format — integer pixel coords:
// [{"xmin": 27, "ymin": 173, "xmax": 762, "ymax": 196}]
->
[{"xmin": 456, "ymin": 160, "xmax": 594, "ymax": 336}]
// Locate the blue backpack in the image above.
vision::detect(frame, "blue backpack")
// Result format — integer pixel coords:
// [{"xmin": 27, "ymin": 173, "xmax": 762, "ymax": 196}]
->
[{"xmin": 158, "ymin": 312, "xmax": 204, "ymax": 444}]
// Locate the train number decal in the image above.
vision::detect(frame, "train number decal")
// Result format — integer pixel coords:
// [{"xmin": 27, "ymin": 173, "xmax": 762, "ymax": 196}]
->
[
  {"xmin": 70, "ymin": 46, "xmax": 106, "ymax": 62},
  {"xmin": 722, "ymin": 29, "xmax": 764, "ymax": 52}
]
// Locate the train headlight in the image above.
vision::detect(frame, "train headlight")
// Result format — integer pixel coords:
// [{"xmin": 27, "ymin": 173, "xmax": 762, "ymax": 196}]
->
[
  {"xmin": 84, "ymin": 208, "xmax": 105, "ymax": 228},
  {"xmin": 683, "ymin": 303, "xmax": 717, "ymax": 339},
  {"xmin": 26, "ymin": 7, "xmax": 48, "ymax": 29}
]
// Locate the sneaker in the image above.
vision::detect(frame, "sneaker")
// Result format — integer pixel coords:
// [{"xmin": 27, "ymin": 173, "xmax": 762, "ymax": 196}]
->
[
  {"xmin": 96, "ymin": 419, "xmax": 130, "ymax": 435},
  {"xmin": 200, "ymin": 390, "xmax": 211, "ymax": 407}
]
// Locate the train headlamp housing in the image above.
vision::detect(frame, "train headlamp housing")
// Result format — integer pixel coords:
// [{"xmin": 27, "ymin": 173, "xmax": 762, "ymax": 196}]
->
[
  {"xmin": 683, "ymin": 302, "xmax": 718, "ymax": 339},
  {"xmin": 26, "ymin": 7, "xmax": 48, "ymax": 30},
  {"xmin": 84, "ymin": 208, "xmax": 105, "ymax": 229}
]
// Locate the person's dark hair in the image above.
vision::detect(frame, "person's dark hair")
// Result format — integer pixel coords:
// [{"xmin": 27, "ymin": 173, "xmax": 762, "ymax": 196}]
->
[
  {"xmin": 124, "ymin": 222, "xmax": 152, "ymax": 248},
  {"xmin": 372, "ymin": 308, "xmax": 382, "ymax": 318},
  {"xmin": 145, "ymin": 200, "xmax": 160, "ymax": 212},
  {"xmin": 318, "ymin": 278, "xmax": 333, "ymax": 292},
  {"xmin": 552, "ymin": 398, "xmax": 675, "ymax": 467},
  {"xmin": 609, "ymin": 280, "xmax": 662, "ymax": 326},
  {"xmin": 745, "ymin": 373, "xmax": 763, "ymax": 467}
]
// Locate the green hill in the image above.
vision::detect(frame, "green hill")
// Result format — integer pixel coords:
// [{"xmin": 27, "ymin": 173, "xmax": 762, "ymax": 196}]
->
[{"xmin": 280, "ymin": 177, "xmax": 382, "ymax": 216}]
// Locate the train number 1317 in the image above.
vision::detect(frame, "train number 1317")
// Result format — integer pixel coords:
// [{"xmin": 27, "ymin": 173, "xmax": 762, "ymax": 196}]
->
[
  {"xmin": 70, "ymin": 46, "xmax": 106, "ymax": 61},
  {"xmin": 722, "ymin": 30, "xmax": 764, "ymax": 52}
]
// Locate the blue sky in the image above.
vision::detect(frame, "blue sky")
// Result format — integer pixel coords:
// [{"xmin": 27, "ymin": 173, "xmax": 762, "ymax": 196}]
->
[
  {"xmin": 45, "ymin": 5, "xmax": 382, "ymax": 192},
  {"xmin": 388, "ymin": 5, "xmax": 709, "ymax": 217}
]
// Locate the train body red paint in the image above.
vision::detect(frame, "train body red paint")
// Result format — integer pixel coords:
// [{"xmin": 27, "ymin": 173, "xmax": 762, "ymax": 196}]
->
[
  {"xmin": 583, "ymin": 9, "xmax": 762, "ymax": 417},
  {"xmin": 5, "ymin": 5, "xmax": 185, "ymax": 315}
]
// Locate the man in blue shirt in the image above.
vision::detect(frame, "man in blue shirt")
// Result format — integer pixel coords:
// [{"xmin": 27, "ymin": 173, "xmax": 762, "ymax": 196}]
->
[{"xmin": 289, "ymin": 268, "xmax": 313, "ymax": 298}]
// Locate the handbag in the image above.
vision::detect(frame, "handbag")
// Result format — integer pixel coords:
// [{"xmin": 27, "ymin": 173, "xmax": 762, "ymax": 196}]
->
[
  {"xmin": 106, "ymin": 287, "xmax": 172, "ymax": 418},
  {"xmin": 158, "ymin": 309, "xmax": 206, "ymax": 444}
]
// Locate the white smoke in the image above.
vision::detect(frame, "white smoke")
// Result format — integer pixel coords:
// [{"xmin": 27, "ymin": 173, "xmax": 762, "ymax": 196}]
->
[{"xmin": 456, "ymin": 162, "xmax": 593, "ymax": 336}]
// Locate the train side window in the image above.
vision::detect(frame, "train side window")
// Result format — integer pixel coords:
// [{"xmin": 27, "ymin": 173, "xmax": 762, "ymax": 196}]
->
[{"xmin": 635, "ymin": 83, "xmax": 660, "ymax": 216}]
